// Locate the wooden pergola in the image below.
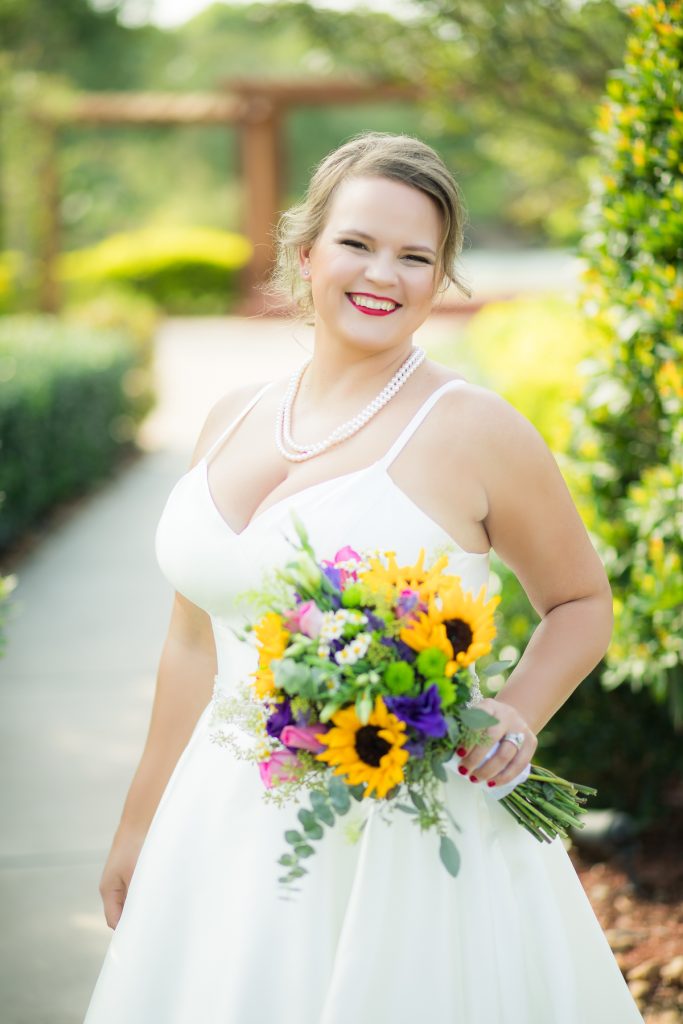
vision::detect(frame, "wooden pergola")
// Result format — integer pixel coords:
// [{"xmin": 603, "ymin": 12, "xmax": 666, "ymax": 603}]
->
[{"xmin": 33, "ymin": 78, "xmax": 423, "ymax": 312}]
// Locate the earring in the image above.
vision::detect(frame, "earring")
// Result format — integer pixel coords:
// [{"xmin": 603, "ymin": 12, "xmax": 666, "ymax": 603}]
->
[{"xmin": 303, "ymin": 268, "xmax": 310, "ymax": 277}]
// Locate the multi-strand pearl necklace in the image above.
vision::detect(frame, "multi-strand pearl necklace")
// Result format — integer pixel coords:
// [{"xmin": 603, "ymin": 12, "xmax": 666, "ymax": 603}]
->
[{"xmin": 275, "ymin": 346, "xmax": 426, "ymax": 463}]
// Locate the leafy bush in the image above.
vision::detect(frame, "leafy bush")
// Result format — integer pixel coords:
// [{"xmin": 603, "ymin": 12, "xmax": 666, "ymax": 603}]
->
[
  {"xmin": 0, "ymin": 573, "xmax": 17, "ymax": 657},
  {"xmin": 0, "ymin": 315, "xmax": 154, "ymax": 550},
  {"xmin": 58, "ymin": 225, "xmax": 253, "ymax": 314},
  {"xmin": 571, "ymin": 0, "xmax": 683, "ymax": 726}
]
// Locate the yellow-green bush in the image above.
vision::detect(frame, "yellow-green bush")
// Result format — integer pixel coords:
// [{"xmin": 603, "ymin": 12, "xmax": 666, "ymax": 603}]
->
[
  {"xmin": 59, "ymin": 225, "xmax": 252, "ymax": 314},
  {"xmin": 572, "ymin": 0, "xmax": 683, "ymax": 727}
]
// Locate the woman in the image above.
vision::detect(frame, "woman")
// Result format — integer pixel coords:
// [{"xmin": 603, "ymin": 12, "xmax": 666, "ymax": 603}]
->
[{"xmin": 85, "ymin": 132, "xmax": 643, "ymax": 1022}]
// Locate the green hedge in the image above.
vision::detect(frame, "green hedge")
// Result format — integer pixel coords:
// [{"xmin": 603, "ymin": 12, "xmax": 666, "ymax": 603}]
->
[
  {"xmin": 58, "ymin": 225, "xmax": 253, "ymax": 314},
  {"xmin": 571, "ymin": 0, "xmax": 683, "ymax": 726},
  {"xmin": 0, "ymin": 315, "xmax": 154, "ymax": 551}
]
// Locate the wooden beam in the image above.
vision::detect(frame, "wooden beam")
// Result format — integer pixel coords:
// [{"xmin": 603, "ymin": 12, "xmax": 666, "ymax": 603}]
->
[
  {"xmin": 223, "ymin": 77, "xmax": 423, "ymax": 108},
  {"xmin": 238, "ymin": 97, "xmax": 283, "ymax": 312},
  {"xmin": 35, "ymin": 92, "xmax": 246, "ymax": 125}
]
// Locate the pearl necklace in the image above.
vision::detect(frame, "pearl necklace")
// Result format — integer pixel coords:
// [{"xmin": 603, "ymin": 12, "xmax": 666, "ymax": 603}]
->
[{"xmin": 275, "ymin": 346, "xmax": 426, "ymax": 462}]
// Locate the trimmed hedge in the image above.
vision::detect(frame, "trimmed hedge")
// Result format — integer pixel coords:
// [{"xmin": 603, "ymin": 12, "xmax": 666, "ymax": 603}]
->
[
  {"xmin": 572, "ymin": 0, "xmax": 683, "ymax": 726},
  {"xmin": 0, "ymin": 316, "xmax": 154, "ymax": 551},
  {"xmin": 58, "ymin": 225, "xmax": 253, "ymax": 314}
]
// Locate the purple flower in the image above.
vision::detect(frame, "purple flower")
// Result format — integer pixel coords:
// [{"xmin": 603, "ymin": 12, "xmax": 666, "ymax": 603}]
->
[
  {"xmin": 322, "ymin": 564, "xmax": 343, "ymax": 590},
  {"xmin": 381, "ymin": 636, "xmax": 417, "ymax": 662},
  {"xmin": 385, "ymin": 684, "xmax": 448, "ymax": 739},
  {"xmin": 265, "ymin": 697, "xmax": 294, "ymax": 741},
  {"xmin": 364, "ymin": 609, "xmax": 385, "ymax": 631}
]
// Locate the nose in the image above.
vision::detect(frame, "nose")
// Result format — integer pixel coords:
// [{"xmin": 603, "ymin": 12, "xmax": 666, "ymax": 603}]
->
[{"xmin": 364, "ymin": 250, "xmax": 398, "ymax": 287}]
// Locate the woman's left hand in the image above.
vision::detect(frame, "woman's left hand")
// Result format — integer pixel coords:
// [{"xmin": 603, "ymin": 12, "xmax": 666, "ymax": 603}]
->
[{"xmin": 456, "ymin": 698, "xmax": 537, "ymax": 787}]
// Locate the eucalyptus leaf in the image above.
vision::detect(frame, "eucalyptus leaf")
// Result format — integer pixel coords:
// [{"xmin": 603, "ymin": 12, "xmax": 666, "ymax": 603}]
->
[
  {"xmin": 278, "ymin": 853, "xmax": 296, "ymax": 866},
  {"xmin": 481, "ymin": 660, "xmax": 513, "ymax": 676},
  {"xmin": 433, "ymin": 762, "xmax": 448, "ymax": 783},
  {"xmin": 409, "ymin": 790, "xmax": 427, "ymax": 811},
  {"xmin": 459, "ymin": 706, "xmax": 499, "ymax": 729},
  {"xmin": 293, "ymin": 843, "xmax": 315, "ymax": 858},
  {"xmin": 439, "ymin": 835, "xmax": 461, "ymax": 877},
  {"xmin": 313, "ymin": 803, "xmax": 335, "ymax": 827},
  {"xmin": 285, "ymin": 830, "xmax": 303, "ymax": 845},
  {"xmin": 395, "ymin": 802, "xmax": 419, "ymax": 815}
]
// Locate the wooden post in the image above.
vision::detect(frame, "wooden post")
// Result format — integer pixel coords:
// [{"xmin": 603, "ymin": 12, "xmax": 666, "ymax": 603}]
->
[
  {"xmin": 37, "ymin": 122, "xmax": 61, "ymax": 313},
  {"xmin": 238, "ymin": 96, "xmax": 283, "ymax": 313}
]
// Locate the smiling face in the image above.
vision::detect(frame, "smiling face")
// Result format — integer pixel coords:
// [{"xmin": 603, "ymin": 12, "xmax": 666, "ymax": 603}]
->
[{"xmin": 301, "ymin": 175, "xmax": 443, "ymax": 353}]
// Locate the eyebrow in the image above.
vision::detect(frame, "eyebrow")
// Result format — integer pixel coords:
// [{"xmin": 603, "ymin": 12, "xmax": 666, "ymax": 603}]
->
[{"xmin": 336, "ymin": 229, "xmax": 436, "ymax": 256}]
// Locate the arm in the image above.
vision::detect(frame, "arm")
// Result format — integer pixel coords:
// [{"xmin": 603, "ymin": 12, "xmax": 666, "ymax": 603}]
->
[
  {"xmin": 99, "ymin": 381, "xmax": 266, "ymax": 928},
  {"xmin": 457, "ymin": 390, "xmax": 613, "ymax": 785}
]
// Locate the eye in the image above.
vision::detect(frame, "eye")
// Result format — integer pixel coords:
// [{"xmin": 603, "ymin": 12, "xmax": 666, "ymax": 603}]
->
[
  {"xmin": 403, "ymin": 254, "xmax": 433, "ymax": 265},
  {"xmin": 340, "ymin": 239, "xmax": 368, "ymax": 250}
]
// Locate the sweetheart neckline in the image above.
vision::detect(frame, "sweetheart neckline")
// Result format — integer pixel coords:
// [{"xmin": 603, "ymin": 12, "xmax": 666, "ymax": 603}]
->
[{"xmin": 198, "ymin": 457, "xmax": 490, "ymax": 559}]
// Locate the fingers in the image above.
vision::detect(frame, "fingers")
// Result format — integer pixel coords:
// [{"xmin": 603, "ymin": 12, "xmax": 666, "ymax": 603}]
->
[
  {"xmin": 100, "ymin": 883, "xmax": 126, "ymax": 930},
  {"xmin": 455, "ymin": 700, "xmax": 537, "ymax": 787}
]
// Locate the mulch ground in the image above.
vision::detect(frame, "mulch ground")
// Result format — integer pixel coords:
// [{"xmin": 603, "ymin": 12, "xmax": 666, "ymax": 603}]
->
[{"xmin": 570, "ymin": 815, "xmax": 683, "ymax": 1022}]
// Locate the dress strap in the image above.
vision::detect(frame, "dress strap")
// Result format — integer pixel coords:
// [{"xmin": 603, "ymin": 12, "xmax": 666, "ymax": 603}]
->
[
  {"xmin": 202, "ymin": 381, "xmax": 274, "ymax": 463},
  {"xmin": 378, "ymin": 379, "xmax": 470, "ymax": 469}
]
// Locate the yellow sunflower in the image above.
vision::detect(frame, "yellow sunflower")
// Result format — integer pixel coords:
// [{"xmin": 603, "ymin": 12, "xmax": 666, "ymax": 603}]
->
[
  {"xmin": 250, "ymin": 612, "xmax": 289, "ymax": 698},
  {"xmin": 401, "ymin": 581, "xmax": 500, "ymax": 674},
  {"xmin": 358, "ymin": 548, "xmax": 453, "ymax": 604},
  {"xmin": 314, "ymin": 696, "xmax": 409, "ymax": 799}
]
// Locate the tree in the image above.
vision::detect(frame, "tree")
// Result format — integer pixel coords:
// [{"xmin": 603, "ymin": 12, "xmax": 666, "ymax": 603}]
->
[{"xmin": 571, "ymin": 0, "xmax": 683, "ymax": 725}]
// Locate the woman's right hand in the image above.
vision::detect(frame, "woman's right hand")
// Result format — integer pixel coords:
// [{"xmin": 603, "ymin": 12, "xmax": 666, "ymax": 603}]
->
[{"xmin": 99, "ymin": 827, "xmax": 146, "ymax": 929}]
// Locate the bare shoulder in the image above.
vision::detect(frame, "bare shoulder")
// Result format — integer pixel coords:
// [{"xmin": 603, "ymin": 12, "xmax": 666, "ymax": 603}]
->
[
  {"xmin": 438, "ymin": 379, "xmax": 610, "ymax": 615},
  {"xmin": 189, "ymin": 379, "xmax": 275, "ymax": 467}
]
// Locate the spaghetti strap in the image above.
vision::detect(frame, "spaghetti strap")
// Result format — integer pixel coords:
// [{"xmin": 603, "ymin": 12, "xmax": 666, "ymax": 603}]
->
[
  {"xmin": 202, "ymin": 381, "xmax": 274, "ymax": 464},
  {"xmin": 379, "ymin": 379, "xmax": 470, "ymax": 470}
]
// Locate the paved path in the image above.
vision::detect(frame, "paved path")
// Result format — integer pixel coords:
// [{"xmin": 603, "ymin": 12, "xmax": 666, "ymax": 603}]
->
[{"xmin": 1, "ymin": 310, "xmax": 477, "ymax": 1022}]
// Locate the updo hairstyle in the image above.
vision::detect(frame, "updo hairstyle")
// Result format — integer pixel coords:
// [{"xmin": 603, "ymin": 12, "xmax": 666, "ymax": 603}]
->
[{"xmin": 268, "ymin": 131, "xmax": 472, "ymax": 316}]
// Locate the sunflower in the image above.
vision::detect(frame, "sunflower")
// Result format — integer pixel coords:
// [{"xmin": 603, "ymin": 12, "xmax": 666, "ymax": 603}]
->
[
  {"xmin": 314, "ymin": 696, "xmax": 409, "ymax": 799},
  {"xmin": 251, "ymin": 612, "xmax": 289, "ymax": 698},
  {"xmin": 358, "ymin": 548, "xmax": 453, "ymax": 604},
  {"xmin": 401, "ymin": 581, "xmax": 500, "ymax": 674}
]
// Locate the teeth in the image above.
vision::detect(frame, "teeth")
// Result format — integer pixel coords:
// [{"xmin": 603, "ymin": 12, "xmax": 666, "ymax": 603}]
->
[{"xmin": 350, "ymin": 294, "xmax": 397, "ymax": 312}]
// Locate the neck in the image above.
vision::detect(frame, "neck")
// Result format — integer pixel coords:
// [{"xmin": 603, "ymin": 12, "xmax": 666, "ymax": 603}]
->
[{"xmin": 300, "ymin": 332, "xmax": 419, "ymax": 407}]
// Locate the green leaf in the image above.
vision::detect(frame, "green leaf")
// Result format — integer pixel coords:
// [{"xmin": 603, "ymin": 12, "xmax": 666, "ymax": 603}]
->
[
  {"xmin": 459, "ymin": 706, "xmax": 499, "ymax": 729},
  {"xmin": 439, "ymin": 835, "xmax": 461, "ymax": 878},
  {"xmin": 293, "ymin": 843, "xmax": 315, "ymax": 858},
  {"xmin": 313, "ymin": 803, "xmax": 335, "ymax": 827},
  {"xmin": 395, "ymin": 802, "xmax": 419, "ymax": 815},
  {"xmin": 278, "ymin": 853, "xmax": 296, "ymax": 866},
  {"xmin": 409, "ymin": 789, "xmax": 427, "ymax": 811},
  {"xmin": 328, "ymin": 778, "xmax": 352, "ymax": 814},
  {"xmin": 304, "ymin": 821, "xmax": 324, "ymax": 840},
  {"xmin": 481, "ymin": 659, "xmax": 513, "ymax": 675},
  {"xmin": 285, "ymin": 830, "xmax": 303, "ymax": 845},
  {"xmin": 348, "ymin": 783, "xmax": 366, "ymax": 801},
  {"xmin": 433, "ymin": 761, "xmax": 448, "ymax": 783},
  {"xmin": 297, "ymin": 808, "xmax": 318, "ymax": 831}
]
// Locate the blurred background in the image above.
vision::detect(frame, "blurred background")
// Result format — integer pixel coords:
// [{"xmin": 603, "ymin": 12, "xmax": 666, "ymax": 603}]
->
[{"xmin": 0, "ymin": 1, "xmax": 681, "ymax": 1021}]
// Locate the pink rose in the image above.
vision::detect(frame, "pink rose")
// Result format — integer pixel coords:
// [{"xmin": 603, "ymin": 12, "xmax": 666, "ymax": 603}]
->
[
  {"xmin": 283, "ymin": 600, "xmax": 324, "ymax": 638},
  {"xmin": 280, "ymin": 723, "xmax": 329, "ymax": 753},
  {"xmin": 258, "ymin": 749, "xmax": 301, "ymax": 789}
]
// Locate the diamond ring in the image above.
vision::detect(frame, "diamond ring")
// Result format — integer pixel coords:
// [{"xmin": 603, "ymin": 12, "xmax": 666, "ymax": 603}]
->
[{"xmin": 501, "ymin": 731, "xmax": 525, "ymax": 751}]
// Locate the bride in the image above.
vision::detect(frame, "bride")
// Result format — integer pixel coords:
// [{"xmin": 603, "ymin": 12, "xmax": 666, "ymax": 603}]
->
[{"xmin": 84, "ymin": 132, "xmax": 643, "ymax": 1022}]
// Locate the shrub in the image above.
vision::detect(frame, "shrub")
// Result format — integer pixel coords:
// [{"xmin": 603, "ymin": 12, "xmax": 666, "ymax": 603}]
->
[
  {"xmin": 58, "ymin": 225, "xmax": 253, "ymax": 314},
  {"xmin": 571, "ymin": 0, "xmax": 683, "ymax": 726},
  {"xmin": 0, "ymin": 315, "xmax": 154, "ymax": 550}
]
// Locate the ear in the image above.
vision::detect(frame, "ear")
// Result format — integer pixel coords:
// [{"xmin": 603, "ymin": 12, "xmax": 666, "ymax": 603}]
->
[{"xmin": 298, "ymin": 246, "xmax": 312, "ymax": 278}]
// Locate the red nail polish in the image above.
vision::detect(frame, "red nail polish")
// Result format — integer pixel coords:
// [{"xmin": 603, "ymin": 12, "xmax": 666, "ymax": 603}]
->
[
  {"xmin": 487, "ymin": 780, "xmax": 496, "ymax": 788},
  {"xmin": 470, "ymin": 775, "xmax": 478, "ymax": 783},
  {"xmin": 458, "ymin": 765, "xmax": 468, "ymax": 775},
  {"xmin": 456, "ymin": 747, "xmax": 467, "ymax": 757}
]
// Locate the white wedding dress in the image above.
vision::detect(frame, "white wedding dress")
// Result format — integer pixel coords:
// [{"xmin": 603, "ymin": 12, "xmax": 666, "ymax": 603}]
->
[{"xmin": 84, "ymin": 380, "xmax": 644, "ymax": 1023}]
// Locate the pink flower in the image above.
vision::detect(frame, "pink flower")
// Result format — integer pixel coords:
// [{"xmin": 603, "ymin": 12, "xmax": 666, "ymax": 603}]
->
[
  {"xmin": 283, "ymin": 599, "xmax": 324, "ymax": 638},
  {"xmin": 280, "ymin": 723, "xmax": 329, "ymax": 753},
  {"xmin": 322, "ymin": 545, "xmax": 363, "ymax": 586},
  {"xmin": 258, "ymin": 749, "xmax": 301, "ymax": 789}
]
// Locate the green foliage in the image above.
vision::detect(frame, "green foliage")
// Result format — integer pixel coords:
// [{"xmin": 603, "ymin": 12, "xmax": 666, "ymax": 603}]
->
[
  {"xmin": 0, "ymin": 315, "xmax": 155, "ymax": 551},
  {"xmin": 58, "ymin": 225, "xmax": 252, "ymax": 314},
  {"xmin": 0, "ymin": 573, "xmax": 17, "ymax": 657},
  {"xmin": 571, "ymin": 0, "xmax": 683, "ymax": 725}
]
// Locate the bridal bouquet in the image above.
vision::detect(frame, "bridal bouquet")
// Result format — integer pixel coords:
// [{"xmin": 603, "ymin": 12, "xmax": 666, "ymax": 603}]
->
[{"xmin": 211, "ymin": 514, "xmax": 596, "ymax": 891}]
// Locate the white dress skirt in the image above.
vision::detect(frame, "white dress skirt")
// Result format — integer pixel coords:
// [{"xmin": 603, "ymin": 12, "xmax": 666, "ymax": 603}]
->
[{"xmin": 84, "ymin": 381, "xmax": 644, "ymax": 1023}]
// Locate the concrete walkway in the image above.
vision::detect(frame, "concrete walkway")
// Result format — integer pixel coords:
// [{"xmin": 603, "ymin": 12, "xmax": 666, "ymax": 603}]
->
[{"xmin": 1, "ymin": 310, "xmax": 479, "ymax": 1023}]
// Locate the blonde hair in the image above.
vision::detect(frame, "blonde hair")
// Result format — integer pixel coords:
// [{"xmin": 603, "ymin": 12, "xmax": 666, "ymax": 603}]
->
[{"xmin": 268, "ymin": 131, "xmax": 471, "ymax": 316}]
